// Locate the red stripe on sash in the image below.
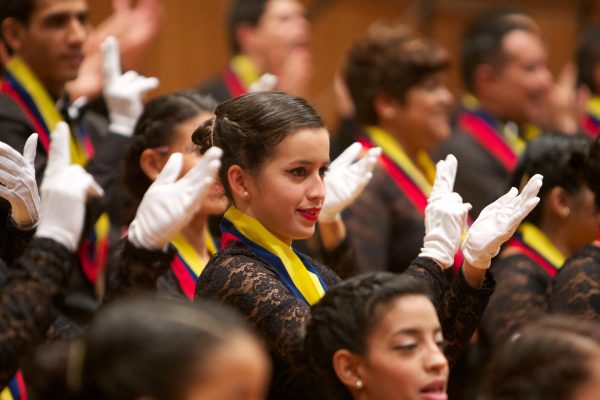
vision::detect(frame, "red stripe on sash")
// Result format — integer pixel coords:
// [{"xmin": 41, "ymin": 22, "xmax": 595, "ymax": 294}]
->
[
  {"xmin": 582, "ymin": 115, "xmax": 600, "ymax": 137},
  {"xmin": 223, "ymin": 68, "xmax": 247, "ymax": 98},
  {"xmin": 0, "ymin": 82, "xmax": 50, "ymax": 152},
  {"xmin": 171, "ymin": 256, "xmax": 196, "ymax": 300},
  {"xmin": 459, "ymin": 113, "xmax": 517, "ymax": 173},
  {"xmin": 505, "ymin": 237, "xmax": 558, "ymax": 278},
  {"xmin": 359, "ymin": 136, "xmax": 428, "ymax": 215}
]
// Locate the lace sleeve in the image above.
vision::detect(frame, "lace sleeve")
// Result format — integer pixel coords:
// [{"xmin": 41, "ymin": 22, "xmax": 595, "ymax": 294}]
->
[
  {"xmin": 480, "ymin": 254, "xmax": 550, "ymax": 349},
  {"xmin": 404, "ymin": 257, "xmax": 495, "ymax": 365},
  {"xmin": 549, "ymin": 245, "xmax": 600, "ymax": 321},
  {"xmin": 0, "ymin": 238, "xmax": 74, "ymax": 388},
  {"xmin": 103, "ymin": 238, "xmax": 176, "ymax": 304},
  {"xmin": 195, "ymin": 243, "xmax": 317, "ymax": 362}
]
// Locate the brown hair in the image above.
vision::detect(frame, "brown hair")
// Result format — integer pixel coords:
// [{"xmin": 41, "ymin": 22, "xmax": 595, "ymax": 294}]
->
[
  {"xmin": 192, "ymin": 91, "xmax": 324, "ymax": 201},
  {"xmin": 484, "ymin": 316, "xmax": 600, "ymax": 400},
  {"xmin": 343, "ymin": 22, "xmax": 449, "ymax": 126}
]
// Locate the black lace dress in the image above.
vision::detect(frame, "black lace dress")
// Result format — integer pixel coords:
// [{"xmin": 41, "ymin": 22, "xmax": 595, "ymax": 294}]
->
[
  {"xmin": 549, "ymin": 244, "xmax": 600, "ymax": 321},
  {"xmin": 195, "ymin": 241, "xmax": 495, "ymax": 400}
]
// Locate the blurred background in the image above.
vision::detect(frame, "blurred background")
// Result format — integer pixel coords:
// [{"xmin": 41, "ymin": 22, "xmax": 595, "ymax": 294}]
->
[{"xmin": 87, "ymin": 0, "xmax": 600, "ymax": 127}]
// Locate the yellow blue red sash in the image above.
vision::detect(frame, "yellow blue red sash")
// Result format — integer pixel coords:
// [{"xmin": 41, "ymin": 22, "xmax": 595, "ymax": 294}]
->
[
  {"xmin": 505, "ymin": 223, "xmax": 565, "ymax": 277},
  {"xmin": 459, "ymin": 95, "xmax": 538, "ymax": 173},
  {"xmin": 359, "ymin": 126, "xmax": 466, "ymax": 272},
  {"xmin": 359, "ymin": 126, "xmax": 435, "ymax": 215},
  {"xmin": 0, "ymin": 371, "xmax": 27, "ymax": 400},
  {"xmin": 1, "ymin": 57, "xmax": 109, "ymax": 287},
  {"xmin": 582, "ymin": 96, "xmax": 600, "ymax": 137},
  {"xmin": 0, "ymin": 57, "xmax": 93, "ymax": 164},
  {"xmin": 220, "ymin": 206, "xmax": 327, "ymax": 305},
  {"xmin": 223, "ymin": 55, "xmax": 261, "ymax": 98},
  {"xmin": 170, "ymin": 231, "xmax": 217, "ymax": 300}
]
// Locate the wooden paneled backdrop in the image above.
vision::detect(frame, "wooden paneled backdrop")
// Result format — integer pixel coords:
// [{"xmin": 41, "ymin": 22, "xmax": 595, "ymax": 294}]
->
[{"xmin": 88, "ymin": 0, "xmax": 600, "ymax": 128}]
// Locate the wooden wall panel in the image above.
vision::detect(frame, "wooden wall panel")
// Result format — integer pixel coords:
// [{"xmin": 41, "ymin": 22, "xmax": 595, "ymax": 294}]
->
[{"xmin": 87, "ymin": 0, "xmax": 595, "ymax": 129}]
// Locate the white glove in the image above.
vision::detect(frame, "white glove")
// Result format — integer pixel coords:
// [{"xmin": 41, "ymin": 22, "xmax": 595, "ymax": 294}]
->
[
  {"xmin": 319, "ymin": 143, "xmax": 381, "ymax": 223},
  {"xmin": 35, "ymin": 122, "xmax": 104, "ymax": 251},
  {"xmin": 128, "ymin": 147, "xmax": 223, "ymax": 250},
  {"xmin": 249, "ymin": 73, "xmax": 278, "ymax": 92},
  {"xmin": 462, "ymin": 174, "xmax": 543, "ymax": 269},
  {"xmin": 102, "ymin": 36, "xmax": 159, "ymax": 136},
  {"xmin": 419, "ymin": 154, "xmax": 472, "ymax": 269},
  {"xmin": 0, "ymin": 134, "xmax": 40, "ymax": 228}
]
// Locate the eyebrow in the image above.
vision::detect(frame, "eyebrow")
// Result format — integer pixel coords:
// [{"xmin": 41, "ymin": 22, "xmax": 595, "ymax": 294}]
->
[
  {"xmin": 392, "ymin": 327, "xmax": 442, "ymax": 336},
  {"xmin": 289, "ymin": 159, "xmax": 330, "ymax": 165}
]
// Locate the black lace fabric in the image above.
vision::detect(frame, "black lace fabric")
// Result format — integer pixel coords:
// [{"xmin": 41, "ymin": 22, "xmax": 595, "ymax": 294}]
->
[
  {"xmin": 0, "ymin": 238, "xmax": 74, "ymax": 388},
  {"xmin": 195, "ymin": 242, "xmax": 494, "ymax": 398},
  {"xmin": 549, "ymin": 244, "xmax": 600, "ymax": 321}
]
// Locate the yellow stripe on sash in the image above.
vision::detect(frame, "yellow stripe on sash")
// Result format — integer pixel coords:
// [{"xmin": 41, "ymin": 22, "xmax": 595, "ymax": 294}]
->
[
  {"xmin": 225, "ymin": 206, "xmax": 325, "ymax": 304},
  {"xmin": 519, "ymin": 223, "xmax": 566, "ymax": 269},
  {"xmin": 365, "ymin": 126, "xmax": 435, "ymax": 194},
  {"xmin": 171, "ymin": 233, "xmax": 206, "ymax": 278},
  {"xmin": 230, "ymin": 55, "xmax": 262, "ymax": 91},
  {"xmin": 7, "ymin": 57, "xmax": 88, "ymax": 165}
]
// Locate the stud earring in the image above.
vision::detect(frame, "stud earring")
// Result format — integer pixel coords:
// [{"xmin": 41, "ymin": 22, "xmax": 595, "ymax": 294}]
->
[
  {"xmin": 356, "ymin": 379, "xmax": 363, "ymax": 389},
  {"xmin": 243, "ymin": 191, "xmax": 249, "ymax": 200},
  {"xmin": 563, "ymin": 206, "xmax": 570, "ymax": 216}
]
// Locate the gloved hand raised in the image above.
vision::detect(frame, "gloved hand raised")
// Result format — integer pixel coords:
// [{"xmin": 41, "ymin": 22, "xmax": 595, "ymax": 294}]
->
[
  {"xmin": 419, "ymin": 154, "xmax": 472, "ymax": 269},
  {"xmin": 319, "ymin": 142, "xmax": 381, "ymax": 223},
  {"xmin": 128, "ymin": 147, "xmax": 223, "ymax": 250},
  {"xmin": 35, "ymin": 122, "xmax": 104, "ymax": 251},
  {"xmin": 102, "ymin": 36, "xmax": 159, "ymax": 136},
  {"xmin": 249, "ymin": 73, "xmax": 278, "ymax": 92},
  {"xmin": 462, "ymin": 174, "xmax": 543, "ymax": 269},
  {"xmin": 0, "ymin": 134, "xmax": 40, "ymax": 228}
]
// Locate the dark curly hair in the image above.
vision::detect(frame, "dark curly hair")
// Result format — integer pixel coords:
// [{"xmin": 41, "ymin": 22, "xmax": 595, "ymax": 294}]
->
[
  {"xmin": 302, "ymin": 272, "xmax": 432, "ymax": 400},
  {"xmin": 510, "ymin": 133, "xmax": 593, "ymax": 225},
  {"xmin": 343, "ymin": 22, "xmax": 449, "ymax": 126},
  {"xmin": 587, "ymin": 137, "xmax": 600, "ymax": 210},
  {"xmin": 484, "ymin": 316, "xmax": 600, "ymax": 400},
  {"xmin": 191, "ymin": 91, "xmax": 324, "ymax": 202},
  {"xmin": 122, "ymin": 91, "xmax": 217, "ymax": 202}
]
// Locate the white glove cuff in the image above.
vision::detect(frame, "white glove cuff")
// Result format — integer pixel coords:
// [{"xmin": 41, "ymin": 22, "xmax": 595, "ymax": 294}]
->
[{"xmin": 35, "ymin": 226, "xmax": 78, "ymax": 252}]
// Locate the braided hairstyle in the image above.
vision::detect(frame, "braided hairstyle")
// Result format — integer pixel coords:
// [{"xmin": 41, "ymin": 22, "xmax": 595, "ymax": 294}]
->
[
  {"xmin": 303, "ymin": 272, "xmax": 431, "ymax": 400},
  {"xmin": 122, "ymin": 91, "xmax": 217, "ymax": 202},
  {"xmin": 191, "ymin": 91, "xmax": 324, "ymax": 202},
  {"xmin": 510, "ymin": 133, "xmax": 592, "ymax": 225}
]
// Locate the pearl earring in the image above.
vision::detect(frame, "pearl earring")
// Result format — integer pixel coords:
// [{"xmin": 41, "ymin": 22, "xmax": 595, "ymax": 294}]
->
[{"xmin": 356, "ymin": 379, "xmax": 364, "ymax": 389}]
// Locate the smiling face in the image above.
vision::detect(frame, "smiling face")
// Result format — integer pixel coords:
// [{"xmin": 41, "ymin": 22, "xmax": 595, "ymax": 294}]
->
[
  {"xmin": 488, "ymin": 29, "xmax": 552, "ymax": 124},
  {"xmin": 391, "ymin": 73, "xmax": 454, "ymax": 151},
  {"xmin": 242, "ymin": 127, "xmax": 329, "ymax": 245},
  {"xmin": 356, "ymin": 295, "xmax": 449, "ymax": 400},
  {"xmin": 3, "ymin": 0, "xmax": 89, "ymax": 97}
]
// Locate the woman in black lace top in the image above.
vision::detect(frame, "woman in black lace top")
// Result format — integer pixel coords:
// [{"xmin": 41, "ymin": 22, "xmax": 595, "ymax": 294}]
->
[
  {"xmin": 191, "ymin": 91, "xmax": 543, "ymax": 399},
  {"xmin": 480, "ymin": 134, "xmax": 599, "ymax": 352},
  {"xmin": 548, "ymin": 137, "xmax": 600, "ymax": 320}
]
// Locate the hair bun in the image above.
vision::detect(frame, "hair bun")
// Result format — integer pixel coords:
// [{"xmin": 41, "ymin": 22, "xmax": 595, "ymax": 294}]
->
[{"xmin": 192, "ymin": 118, "xmax": 214, "ymax": 154}]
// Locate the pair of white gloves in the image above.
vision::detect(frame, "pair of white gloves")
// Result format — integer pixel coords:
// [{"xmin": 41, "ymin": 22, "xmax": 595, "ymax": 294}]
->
[
  {"xmin": 0, "ymin": 123, "xmax": 103, "ymax": 251},
  {"xmin": 127, "ymin": 142, "xmax": 382, "ymax": 250},
  {"xmin": 419, "ymin": 155, "xmax": 543, "ymax": 270}
]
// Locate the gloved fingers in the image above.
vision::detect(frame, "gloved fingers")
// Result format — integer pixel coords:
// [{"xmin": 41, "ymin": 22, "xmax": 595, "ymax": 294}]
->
[
  {"xmin": 118, "ymin": 70, "xmax": 140, "ymax": 86},
  {"xmin": 23, "ymin": 133, "xmax": 38, "ymax": 166},
  {"xmin": 462, "ymin": 202, "xmax": 473, "ymax": 214},
  {"xmin": 351, "ymin": 147, "xmax": 380, "ymax": 175},
  {"xmin": 46, "ymin": 122, "xmax": 72, "ymax": 174},
  {"xmin": 101, "ymin": 36, "xmax": 122, "ymax": 85},
  {"xmin": 347, "ymin": 171, "xmax": 373, "ymax": 201},
  {"xmin": 431, "ymin": 154, "xmax": 458, "ymax": 197},
  {"xmin": 0, "ymin": 168, "xmax": 20, "ymax": 189},
  {"xmin": 516, "ymin": 174, "xmax": 543, "ymax": 207},
  {"xmin": 329, "ymin": 142, "xmax": 363, "ymax": 170},
  {"xmin": 181, "ymin": 147, "xmax": 222, "ymax": 185},
  {"xmin": 128, "ymin": 75, "xmax": 160, "ymax": 95},
  {"xmin": 515, "ymin": 196, "xmax": 541, "ymax": 222},
  {"xmin": 0, "ymin": 141, "xmax": 32, "ymax": 170},
  {"xmin": 495, "ymin": 187, "xmax": 519, "ymax": 208},
  {"xmin": 155, "ymin": 153, "xmax": 183, "ymax": 185}
]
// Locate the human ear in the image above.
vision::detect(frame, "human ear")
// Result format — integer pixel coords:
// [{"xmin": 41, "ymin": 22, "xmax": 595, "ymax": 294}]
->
[
  {"xmin": 1, "ymin": 18, "xmax": 26, "ymax": 53},
  {"xmin": 139, "ymin": 149, "xmax": 168, "ymax": 181},
  {"xmin": 374, "ymin": 92, "xmax": 399, "ymax": 122},
  {"xmin": 332, "ymin": 349, "xmax": 365, "ymax": 392},
  {"xmin": 547, "ymin": 186, "xmax": 572, "ymax": 219},
  {"xmin": 227, "ymin": 165, "xmax": 252, "ymax": 202}
]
